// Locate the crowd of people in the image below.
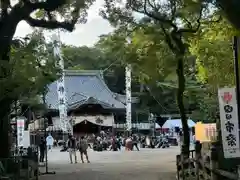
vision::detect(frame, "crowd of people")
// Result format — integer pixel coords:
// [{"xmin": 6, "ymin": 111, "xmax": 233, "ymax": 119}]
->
[{"xmin": 38, "ymin": 131, "xmax": 180, "ymax": 164}]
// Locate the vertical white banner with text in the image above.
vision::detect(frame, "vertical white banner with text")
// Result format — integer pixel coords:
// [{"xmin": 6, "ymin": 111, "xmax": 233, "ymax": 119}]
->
[
  {"xmin": 125, "ymin": 64, "xmax": 132, "ymax": 131},
  {"xmin": 17, "ymin": 119, "xmax": 25, "ymax": 147},
  {"xmin": 53, "ymin": 34, "xmax": 69, "ymax": 133},
  {"xmin": 218, "ymin": 87, "xmax": 240, "ymax": 158}
]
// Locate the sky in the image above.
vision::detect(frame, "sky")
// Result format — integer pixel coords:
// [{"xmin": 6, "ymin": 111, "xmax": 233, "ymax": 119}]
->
[{"xmin": 14, "ymin": 0, "xmax": 114, "ymax": 47}]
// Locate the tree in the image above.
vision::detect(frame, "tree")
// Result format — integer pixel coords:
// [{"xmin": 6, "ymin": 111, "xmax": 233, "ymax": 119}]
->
[
  {"xmin": 96, "ymin": 26, "xmax": 182, "ymax": 113},
  {"xmin": 11, "ymin": 31, "xmax": 60, "ymax": 122},
  {"xmin": 0, "ymin": 30, "xmax": 60, "ymax": 157},
  {"xmin": 190, "ymin": 18, "xmax": 236, "ymax": 88},
  {"xmin": 0, "ymin": 0, "xmax": 94, "ymax": 61},
  {"xmin": 214, "ymin": 0, "xmax": 240, "ymax": 30},
  {"xmin": 62, "ymin": 45, "xmax": 105, "ymax": 69},
  {"xmin": 0, "ymin": 0, "xmax": 94, "ymax": 158},
  {"xmin": 61, "ymin": 44, "xmax": 127, "ymax": 93},
  {"xmin": 61, "ymin": 31, "xmax": 179, "ymax": 116},
  {"xmin": 101, "ymin": 0, "xmax": 208, "ymax": 156},
  {"xmin": 189, "ymin": 18, "xmax": 236, "ymax": 122}
]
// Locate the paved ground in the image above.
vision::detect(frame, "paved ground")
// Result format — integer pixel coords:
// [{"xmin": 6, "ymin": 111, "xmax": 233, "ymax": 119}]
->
[{"xmin": 39, "ymin": 146, "xmax": 181, "ymax": 180}]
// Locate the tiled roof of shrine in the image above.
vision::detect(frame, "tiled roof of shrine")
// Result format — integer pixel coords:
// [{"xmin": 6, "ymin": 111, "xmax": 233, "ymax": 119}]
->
[{"xmin": 45, "ymin": 70, "xmax": 125, "ymax": 110}]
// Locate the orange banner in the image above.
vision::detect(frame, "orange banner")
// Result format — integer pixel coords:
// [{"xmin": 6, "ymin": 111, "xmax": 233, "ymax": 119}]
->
[{"xmin": 195, "ymin": 122, "xmax": 217, "ymax": 142}]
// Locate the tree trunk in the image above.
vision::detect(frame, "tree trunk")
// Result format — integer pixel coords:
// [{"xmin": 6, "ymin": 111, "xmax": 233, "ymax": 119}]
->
[
  {"xmin": 0, "ymin": 7, "xmax": 23, "ymax": 158},
  {"xmin": 0, "ymin": 98, "xmax": 13, "ymax": 158},
  {"xmin": 0, "ymin": 42, "xmax": 15, "ymax": 158},
  {"xmin": 163, "ymin": 30, "xmax": 190, "ymax": 154},
  {"xmin": 176, "ymin": 55, "xmax": 190, "ymax": 156},
  {"xmin": 0, "ymin": 43, "xmax": 14, "ymax": 158},
  {"xmin": 176, "ymin": 54, "xmax": 190, "ymax": 179}
]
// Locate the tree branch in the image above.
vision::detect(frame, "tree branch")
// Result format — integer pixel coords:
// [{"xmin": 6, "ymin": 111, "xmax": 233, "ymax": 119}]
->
[
  {"xmin": 181, "ymin": 17, "xmax": 193, "ymax": 29},
  {"xmin": 25, "ymin": 17, "xmax": 75, "ymax": 31},
  {"xmin": 0, "ymin": 0, "xmax": 11, "ymax": 18},
  {"xmin": 177, "ymin": 6, "xmax": 203, "ymax": 34},
  {"xmin": 24, "ymin": 0, "xmax": 67, "ymax": 12},
  {"xmin": 128, "ymin": 0, "xmax": 177, "ymax": 30},
  {"xmin": 209, "ymin": 15, "xmax": 222, "ymax": 23},
  {"xmin": 169, "ymin": 0, "xmax": 177, "ymax": 20},
  {"xmin": 171, "ymin": 30, "xmax": 185, "ymax": 54},
  {"xmin": 128, "ymin": 0, "xmax": 145, "ymax": 14},
  {"xmin": 142, "ymin": 0, "xmax": 178, "ymax": 30},
  {"xmin": 160, "ymin": 25, "xmax": 178, "ymax": 52},
  {"xmin": 146, "ymin": 0, "xmax": 156, "ymax": 11}
]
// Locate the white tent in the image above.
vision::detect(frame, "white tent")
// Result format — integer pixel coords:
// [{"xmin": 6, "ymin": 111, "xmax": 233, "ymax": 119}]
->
[
  {"xmin": 162, "ymin": 119, "xmax": 196, "ymax": 129},
  {"xmin": 155, "ymin": 123, "xmax": 161, "ymax": 129}
]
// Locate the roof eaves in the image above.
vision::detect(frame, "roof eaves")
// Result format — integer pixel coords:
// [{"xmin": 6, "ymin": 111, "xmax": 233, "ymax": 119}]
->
[
  {"xmin": 64, "ymin": 70, "xmax": 102, "ymax": 76},
  {"xmin": 95, "ymin": 72, "xmax": 126, "ymax": 107},
  {"xmin": 68, "ymin": 99, "xmax": 88, "ymax": 110}
]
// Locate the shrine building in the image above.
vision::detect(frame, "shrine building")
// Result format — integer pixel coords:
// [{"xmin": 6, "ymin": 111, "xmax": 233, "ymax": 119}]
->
[{"xmin": 28, "ymin": 70, "xmax": 150, "ymax": 137}]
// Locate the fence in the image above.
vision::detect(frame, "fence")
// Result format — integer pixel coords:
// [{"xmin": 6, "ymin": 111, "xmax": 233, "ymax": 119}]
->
[
  {"xmin": 0, "ymin": 147, "xmax": 39, "ymax": 180},
  {"xmin": 176, "ymin": 141, "xmax": 240, "ymax": 180}
]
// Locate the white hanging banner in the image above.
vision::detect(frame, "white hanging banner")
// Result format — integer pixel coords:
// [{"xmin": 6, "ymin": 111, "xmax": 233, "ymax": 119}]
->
[
  {"xmin": 218, "ymin": 87, "xmax": 240, "ymax": 158},
  {"xmin": 125, "ymin": 64, "xmax": 132, "ymax": 131},
  {"xmin": 53, "ymin": 34, "xmax": 70, "ymax": 133},
  {"xmin": 17, "ymin": 118, "xmax": 25, "ymax": 147},
  {"xmin": 22, "ymin": 131, "xmax": 30, "ymax": 148}
]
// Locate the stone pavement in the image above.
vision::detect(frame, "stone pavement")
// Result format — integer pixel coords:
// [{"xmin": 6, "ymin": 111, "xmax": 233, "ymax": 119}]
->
[{"xmin": 39, "ymin": 147, "xmax": 180, "ymax": 180}]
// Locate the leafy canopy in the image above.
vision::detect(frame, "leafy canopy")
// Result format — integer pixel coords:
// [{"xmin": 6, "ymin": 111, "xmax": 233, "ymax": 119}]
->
[
  {"xmin": 1, "ymin": 0, "xmax": 95, "ymax": 32},
  {"xmin": 0, "ymin": 31, "xmax": 60, "ymax": 102},
  {"xmin": 190, "ymin": 18, "xmax": 237, "ymax": 88}
]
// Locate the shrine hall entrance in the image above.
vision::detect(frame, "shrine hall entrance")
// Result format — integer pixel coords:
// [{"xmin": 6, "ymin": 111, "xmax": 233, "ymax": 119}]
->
[{"xmin": 73, "ymin": 120, "xmax": 112, "ymax": 135}]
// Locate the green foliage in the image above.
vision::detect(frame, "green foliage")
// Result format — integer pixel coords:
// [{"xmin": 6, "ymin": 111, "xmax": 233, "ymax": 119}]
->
[
  {"xmin": 189, "ymin": 18, "xmax": 237, "ymax": 122},
  {"xmin": 62, "ymin": 46, "xmax": 105, "ymax": 69},
  {"xmin": 93, "ymin": 26, "xmax": 200, "ymax": 116},
  {"xmin": 59, "ymin": 28, "xmax": 180, "ymax": 115},
  {"xmin": 96, "ymin": 26, "xmax": 175, "ymax": 82},
  {"xmin": 62, "ymin": 44, "xmax": 127, "ymax": 94},
  {"xmin": 190, "ymin": 19, "xmax": 236, "ymax": 88},
  {"xmin": 98, "ymin": 0, "xmax": 239, "ymax": 124},
  {"xmin": 0, "ymin": 31, "xmax": 60, "ymax": 105},
  {"xmin": 0, "ymin": 0, "xmax": 97, "ymax": 159}
]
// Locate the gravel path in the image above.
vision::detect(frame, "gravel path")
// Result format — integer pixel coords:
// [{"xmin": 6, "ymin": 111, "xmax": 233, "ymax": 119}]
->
[{"xmin": 39, "ymin": 147, "xmax": 180, "ymax": 180}]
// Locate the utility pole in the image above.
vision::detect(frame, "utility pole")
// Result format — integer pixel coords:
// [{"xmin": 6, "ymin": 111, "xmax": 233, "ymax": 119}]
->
[{"xmin": 41, "ymin": 92, "xmax": 55, "ymax": 175}]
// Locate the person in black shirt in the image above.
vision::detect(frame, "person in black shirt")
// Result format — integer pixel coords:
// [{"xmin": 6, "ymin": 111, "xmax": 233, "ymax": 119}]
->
[
  {"xmin": 132, "ymin": 134, "xmax": 140, "ymax": 151},
  {"xmin": 39, "ymin": 137, "xmax": 46, "ymax": 162},
  {"xmin": 67, "ymin": 134, "xmax": 77, "ymax": 164}
]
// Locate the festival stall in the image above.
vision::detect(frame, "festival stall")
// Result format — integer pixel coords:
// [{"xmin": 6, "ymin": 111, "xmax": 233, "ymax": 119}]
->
[
  {"xmin": 162, "ymin": 118, "xmax": 196, "ymax": 131},
  {"xmin": 161, "ymin": 118, "xmax": 196, "ymax": 145}
]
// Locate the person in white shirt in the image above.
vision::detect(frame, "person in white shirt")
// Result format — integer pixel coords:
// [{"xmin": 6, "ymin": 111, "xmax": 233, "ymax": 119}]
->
[
  {"xmin": 145, "ymin": 136, "xmax": 151, "ymax": 147},
  {"xmin": 192, "ymin": 134, "xmax": 196, "ymax": 143},
  {"xmin": 46, "ymin": 134, "xmax": 53, "ymax": 151},
  {"xmin": 97, "ymin": 136, "xmax": 102, "ymax": 142}
]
